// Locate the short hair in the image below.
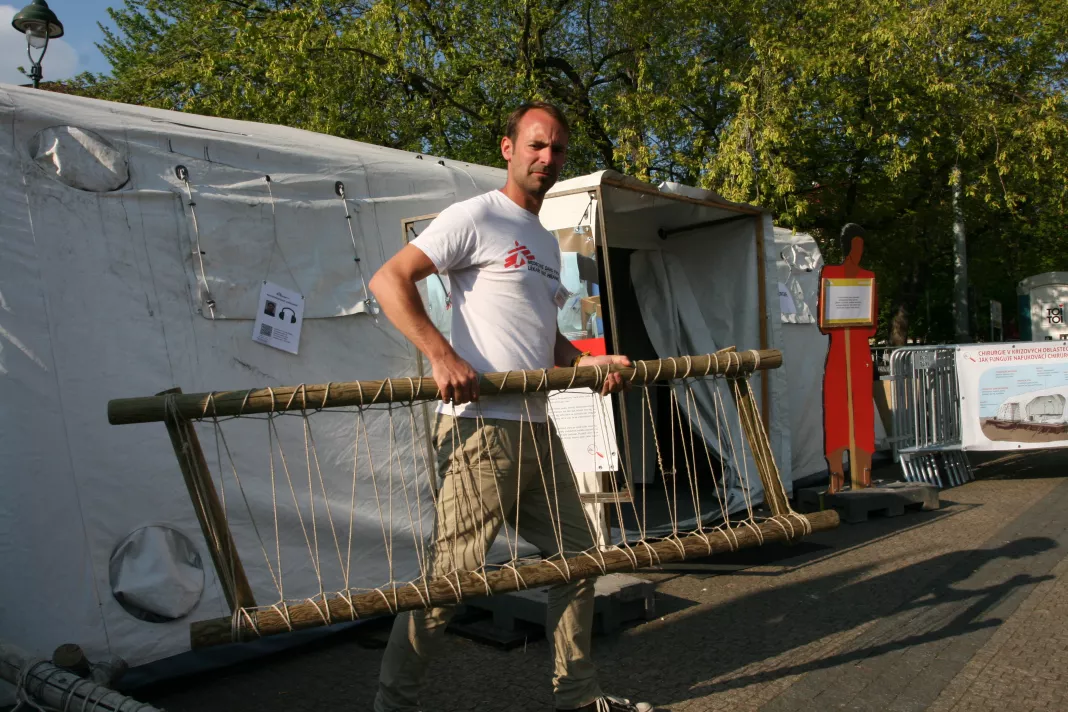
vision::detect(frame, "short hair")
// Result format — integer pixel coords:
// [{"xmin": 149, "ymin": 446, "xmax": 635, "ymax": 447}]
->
[{"xmin": 505, "ymin": 101, "xmax": 570, "ymax": 142}]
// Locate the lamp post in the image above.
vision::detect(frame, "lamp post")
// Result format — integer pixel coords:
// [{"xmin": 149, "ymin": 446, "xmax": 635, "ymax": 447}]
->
[{"xmin": 11, "ymin": 0, "xmax": 64, "ymax": 89}]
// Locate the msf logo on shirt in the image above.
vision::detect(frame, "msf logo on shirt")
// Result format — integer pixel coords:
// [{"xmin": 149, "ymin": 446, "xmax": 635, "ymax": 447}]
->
[{"xmin": 504, "ymin": 241, "xmax": 535, "ymax": 269}]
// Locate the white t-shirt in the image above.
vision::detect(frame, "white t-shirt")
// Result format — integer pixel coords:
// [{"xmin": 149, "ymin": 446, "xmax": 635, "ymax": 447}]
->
[{"xmin": 411, "ymin": 190, "xmax": 563, "ymax": 421}]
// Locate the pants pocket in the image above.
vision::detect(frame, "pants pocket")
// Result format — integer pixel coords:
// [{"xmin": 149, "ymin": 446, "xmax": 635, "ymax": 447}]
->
[{"xmin": 435, "ymin": 416, "xmax": 512, "ymax": 478}]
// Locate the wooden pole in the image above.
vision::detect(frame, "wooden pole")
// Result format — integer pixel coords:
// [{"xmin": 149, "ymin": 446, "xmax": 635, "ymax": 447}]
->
[
  {"xmin": 595, "ymin": 190, "xmax": 627, "ymax": 537},
  {"xmin": 189, "ymin": 509, "xmax": 837, "ymax": 648},
  {"xmin": 753, "ymin": 215, "xmax": 772, "ymax": 431},
  {"xmin": 160, "ymin": 388, "xmax": 256, "ymax": 613},
  {"xmin": 109, "ymin": 351, "xmax": 782, "ymax": 425},
  {"xmin": 729, "ymin": 378, "xmax": 791, "ymax": 517},
  {"xmin": 844, "ymin": 329, "xmax": 860, "ymax": 489}
]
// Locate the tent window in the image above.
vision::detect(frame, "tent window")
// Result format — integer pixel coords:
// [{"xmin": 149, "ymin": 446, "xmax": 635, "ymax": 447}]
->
[
  {"xmin": 31, "ymin": 126, "xmax": 130, "ymax": 192},
  {"xmin": 109, "ymin": 526, "xmax": 204, "ymax": 623}
]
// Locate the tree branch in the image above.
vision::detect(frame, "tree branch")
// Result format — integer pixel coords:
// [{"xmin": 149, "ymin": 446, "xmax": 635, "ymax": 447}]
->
[
  {"xmin": 535, "ymin": 55, "xmax": 617, "ymax": 169},
  {"xmin": 313, "ymin": 44, "xmax": 485, "ymax": 124}
]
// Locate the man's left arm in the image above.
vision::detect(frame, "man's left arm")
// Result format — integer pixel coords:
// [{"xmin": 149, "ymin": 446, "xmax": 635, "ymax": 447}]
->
[
  {"xmin": 553, "ymin": 330, "xmax": 631, "ymax": 396},
  {"xmin": 554, "ymin": 329, "xmax": 584, "ymax": 368}
]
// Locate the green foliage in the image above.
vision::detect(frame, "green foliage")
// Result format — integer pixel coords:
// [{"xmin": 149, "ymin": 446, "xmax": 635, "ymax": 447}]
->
[{"xmin": 75, "ymin": 0, "xmax": 1068, "ymax": 343}]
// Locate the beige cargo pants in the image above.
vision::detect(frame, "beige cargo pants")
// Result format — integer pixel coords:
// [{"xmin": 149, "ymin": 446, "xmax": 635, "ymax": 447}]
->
[{"xmin": 374, "ymin": 414, "xmax": 603, "ymax": 711}]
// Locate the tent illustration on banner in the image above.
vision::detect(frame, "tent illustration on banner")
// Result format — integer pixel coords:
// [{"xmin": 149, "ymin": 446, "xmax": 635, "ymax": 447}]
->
[{"xmin": 983, "ymin": 385, "xmax": 1068, "ymax": 443}]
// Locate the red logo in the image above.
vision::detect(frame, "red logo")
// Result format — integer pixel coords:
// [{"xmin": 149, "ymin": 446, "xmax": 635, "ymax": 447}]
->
[{"xmin": 504, "ymin": 241, "xmax": 535, "ymax": 269}]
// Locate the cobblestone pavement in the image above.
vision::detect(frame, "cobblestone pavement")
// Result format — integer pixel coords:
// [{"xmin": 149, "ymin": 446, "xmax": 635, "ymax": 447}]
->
[{"xmin": 140, "ymin": 451, "xmax": 1068, "ymax": 712}]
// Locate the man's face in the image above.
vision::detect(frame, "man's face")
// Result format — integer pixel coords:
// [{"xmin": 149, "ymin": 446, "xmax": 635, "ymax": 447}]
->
[{"xmin": 501, "ymin": 109, "xmax": 569, "ymax": 197}]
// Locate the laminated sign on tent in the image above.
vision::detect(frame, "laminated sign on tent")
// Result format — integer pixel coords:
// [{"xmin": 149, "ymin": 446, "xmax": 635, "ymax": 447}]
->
[{"xmin": 1, "ymin": 85, "xmax": 835, "ymax": 696}]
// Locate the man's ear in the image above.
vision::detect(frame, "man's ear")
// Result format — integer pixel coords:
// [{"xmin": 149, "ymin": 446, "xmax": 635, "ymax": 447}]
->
[{"xmin": 500, "ymin": 136, "xmax": 513, "ymax": 162}]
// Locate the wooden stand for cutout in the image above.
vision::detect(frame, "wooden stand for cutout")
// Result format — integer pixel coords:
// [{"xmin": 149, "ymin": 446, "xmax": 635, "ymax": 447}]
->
[{"xmin": 110, "ymin": 349, "xmax": 833, "ymax": 649}]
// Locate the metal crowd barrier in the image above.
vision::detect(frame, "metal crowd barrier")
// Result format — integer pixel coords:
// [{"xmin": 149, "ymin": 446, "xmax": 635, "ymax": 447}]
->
[{"xmin": 889, "ymin": 346, "xmax": 973, "ymax": 488}]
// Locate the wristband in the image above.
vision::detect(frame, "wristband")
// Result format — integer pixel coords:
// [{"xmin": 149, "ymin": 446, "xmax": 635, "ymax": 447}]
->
[{"xmin": 571, "ymin": 351, "xmax": 591, "ymax": 368}]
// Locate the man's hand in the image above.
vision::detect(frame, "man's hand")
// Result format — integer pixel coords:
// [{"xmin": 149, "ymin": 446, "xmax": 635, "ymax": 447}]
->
[
  {"xmin": 577, "ymin": 354, "xmax": 633, "ymax": 396},
  {"xmin": 430, "ymin": 351, "xmax": 480, "ymax": 405}
]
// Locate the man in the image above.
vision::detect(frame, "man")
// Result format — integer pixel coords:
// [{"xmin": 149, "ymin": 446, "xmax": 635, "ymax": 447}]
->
[{"xmin": 369, "ymin": 101, "xmax": 653, "ymax": 712}]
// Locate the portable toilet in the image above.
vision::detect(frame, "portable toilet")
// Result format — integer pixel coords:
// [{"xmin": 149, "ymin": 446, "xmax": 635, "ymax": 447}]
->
[{"xmin": 1017, "ymin": 272, "xmax": 1068, "ymax": 341}]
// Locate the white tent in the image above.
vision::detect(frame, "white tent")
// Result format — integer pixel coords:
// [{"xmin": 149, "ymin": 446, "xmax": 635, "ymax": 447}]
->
[
  {"xmin": 0, "ymin": 84, "xmax": 506, "ymax": 692},
  {"xmin": 536, "ymin": 173, "xmax": 794, "ymax": 520},
  {"xmin": 1, "ymin": 85, "xmax": 833, "ymax": 696},
  {"xmin": 772, "ymin": 228, "xmax": 831, "ymax": 482},
  {"xmin": 994, "ymin": 386, "xmax": 1068, "ymax": 424}
]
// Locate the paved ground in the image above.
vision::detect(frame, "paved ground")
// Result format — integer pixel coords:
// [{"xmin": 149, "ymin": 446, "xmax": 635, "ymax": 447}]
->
[{"xmin": 140, "ymin": 451, "xmax": 1068, "ymax": 712}]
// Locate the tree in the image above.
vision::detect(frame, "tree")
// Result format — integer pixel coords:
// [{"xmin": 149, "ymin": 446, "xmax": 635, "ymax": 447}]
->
[{"xmin": 79, "ymin": 0, "xmax": 1068, "ymax": 343}]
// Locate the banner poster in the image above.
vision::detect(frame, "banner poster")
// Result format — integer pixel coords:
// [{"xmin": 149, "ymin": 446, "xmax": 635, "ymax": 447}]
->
[{"xmin": 957, "ymin": 342, "xmax": 1068, "ymax": 450}]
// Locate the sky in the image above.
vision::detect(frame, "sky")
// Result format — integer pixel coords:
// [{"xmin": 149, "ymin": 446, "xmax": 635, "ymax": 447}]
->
[{"xmin": 1, "ymin": 0, "xmax": 115, "ymax": 85}]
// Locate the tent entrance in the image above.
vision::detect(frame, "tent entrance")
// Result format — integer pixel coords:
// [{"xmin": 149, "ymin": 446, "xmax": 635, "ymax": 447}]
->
[{"xmin": 600, "ymin": 245, "xmax": 730, "ymax": 536}]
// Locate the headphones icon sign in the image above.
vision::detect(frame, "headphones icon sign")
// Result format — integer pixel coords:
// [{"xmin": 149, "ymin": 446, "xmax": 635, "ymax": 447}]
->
[{"xmin": 278, "ymin": 307, "xmax": 297, "ymax": 324}]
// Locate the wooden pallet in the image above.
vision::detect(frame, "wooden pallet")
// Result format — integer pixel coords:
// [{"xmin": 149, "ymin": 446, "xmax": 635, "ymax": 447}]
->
[
  {"xmin": 448, "ymin": 573, "xmax": 655, "ymax": 648},
  {"xmin": 796, "ymin": 480, "xmax": 939, "ymax": 524}
]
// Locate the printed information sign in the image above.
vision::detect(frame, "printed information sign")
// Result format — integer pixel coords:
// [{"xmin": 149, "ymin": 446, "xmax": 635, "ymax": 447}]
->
[
  {"xmin": 957, "ymin": 342, "xmax": 1068, "ymax": 451},
  {"xmin": 548, "ymin": 388, "xmax": 620, "ymax": 472},
  {"xmin": 820, "ymin": 277, "xmax": 875, "ymax": 328},
  {"xmin": 252, "ymin": 281, "xmax": 305, "ymax": 355}
]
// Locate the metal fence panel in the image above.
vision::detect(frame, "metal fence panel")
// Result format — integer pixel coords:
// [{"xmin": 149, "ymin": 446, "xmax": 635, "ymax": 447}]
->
[{"xmin": 889, "ymin": 346, "xmax": 974, "ymax": 488}]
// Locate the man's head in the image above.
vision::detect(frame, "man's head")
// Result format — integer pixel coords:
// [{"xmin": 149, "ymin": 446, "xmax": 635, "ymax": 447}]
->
[{"xmin": 501, "ymin": 101, "xmax": 570, "ymax": 200}]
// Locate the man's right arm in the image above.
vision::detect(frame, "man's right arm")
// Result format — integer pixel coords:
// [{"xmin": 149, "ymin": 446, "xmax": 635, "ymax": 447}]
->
[{"xmin": 368, "ymin": 244, "xmax": 480, "ymax": 404}]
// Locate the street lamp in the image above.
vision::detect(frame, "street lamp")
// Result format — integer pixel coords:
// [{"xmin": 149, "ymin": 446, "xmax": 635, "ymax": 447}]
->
[{"xmin": 11, "ymin": 0, "xmax": 64, "ymax": 89}]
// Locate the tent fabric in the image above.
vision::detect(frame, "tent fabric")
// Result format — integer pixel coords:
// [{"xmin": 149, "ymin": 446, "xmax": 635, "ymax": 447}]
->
[
  {"xmin": 0, "ymin": 83, "xmax": 506, "ymax": 678},
  {"xmin": 3, "ymin": 84, "xmax": 828, "ymax": 693},
  {"xmin": 651, "ymin": 186, "xmax": 793, "ymax": 491},
  {"xmin": 630, "ymin": 249, "xmax": 762, "ymax": 514},
  {"xmin": 772, "ymin": 228, "xmax": 830, "ymax": 482},
  {"xmin": 109, "ymin": 526, "xmax": 205, "ymax": 622}
]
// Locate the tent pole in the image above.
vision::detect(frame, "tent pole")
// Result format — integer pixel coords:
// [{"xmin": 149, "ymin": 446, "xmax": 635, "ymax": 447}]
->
[
  {"xmin": 0, "ymin": 643, "xmax": 161, "ymax": 712},
  {"xmin": 403, "ymin": 215, "xmax": 441, "ymax": 496},
  {"xmin": 753, "ymin": 215, "xmax": 772, "ymax": 430},
  {"xmin": 595, "ymin": 187, "xmax": 630, "ymax": 537}
]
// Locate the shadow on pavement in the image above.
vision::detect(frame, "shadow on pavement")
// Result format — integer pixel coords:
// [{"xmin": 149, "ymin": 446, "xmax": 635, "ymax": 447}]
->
[{"xmin": 672, "ymin": 537, "xmax": 1056, "ymax": 701}]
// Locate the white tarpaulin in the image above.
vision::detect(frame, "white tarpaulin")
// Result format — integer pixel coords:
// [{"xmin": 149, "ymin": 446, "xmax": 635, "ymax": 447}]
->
[
  {"xmin": 957, "ymin": 342, "xmax": 1068, "ymax": 450},
  {"xmin": 630, "ymin": 249, "xmax": 762, "ymax": 512},
  {"xmin": 0, "ymin": 83, "xmax": 506, "ymax": 684},
  {"xmin": 537, "ymin": 174, "xmax": 795, "ymax": 524},
  {"xmin": 2, "ymin": 85, "xmax": 836, "ymax": 693},
  {"xmin": 772, "ymin": 228, "xmax": 830, "ymax": 482}
]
